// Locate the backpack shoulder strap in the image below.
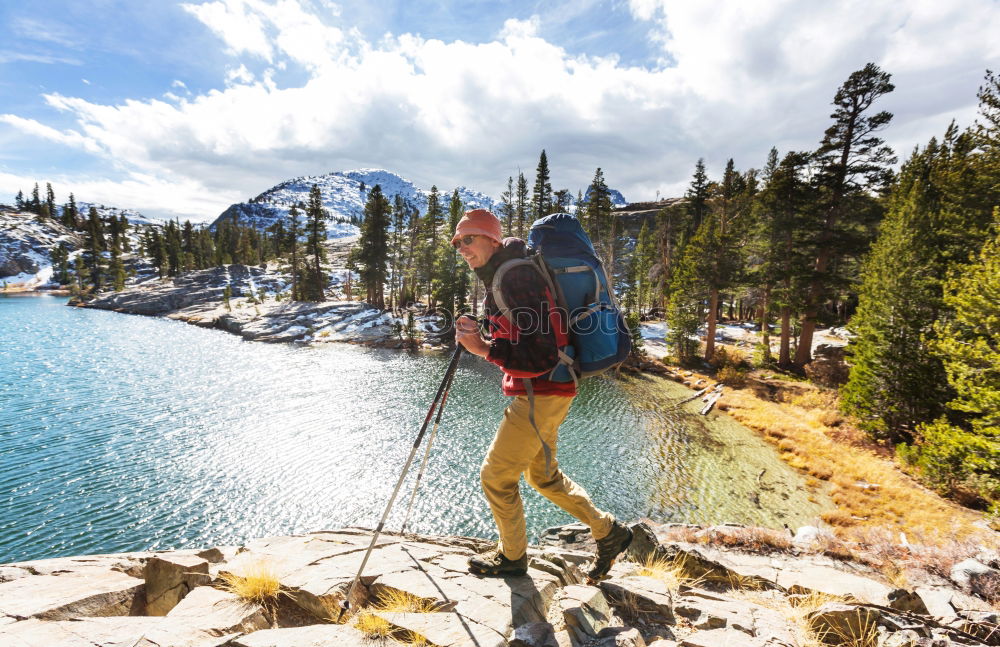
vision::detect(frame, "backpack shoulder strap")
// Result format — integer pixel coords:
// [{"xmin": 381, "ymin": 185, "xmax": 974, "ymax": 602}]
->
[
  {"xmin": 492, "ymin": 256, "xmax": 563, "ymax": 318},
  {"xmin": 491, "ymin": 258, "xmax": 536, "ymax": 323}
]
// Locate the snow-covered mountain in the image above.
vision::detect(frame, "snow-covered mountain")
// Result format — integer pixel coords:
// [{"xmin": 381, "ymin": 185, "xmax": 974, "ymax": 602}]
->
[
  {"xmin": 74, "ymin": 202, "xmax": 166, "ymax": 227},
  {"xmin": 212, "ymin": 169, "xmax": 496, "ymax": 238}
]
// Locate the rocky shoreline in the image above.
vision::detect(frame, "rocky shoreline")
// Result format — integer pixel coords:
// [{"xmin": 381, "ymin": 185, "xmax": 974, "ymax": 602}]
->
[
  {"xmin": 2, "ymin": 521, "xmax": 997, "ymax": 646},
  {"xmin": 71, "ymin": 264, "xmax": 424, "ymax": 348}
]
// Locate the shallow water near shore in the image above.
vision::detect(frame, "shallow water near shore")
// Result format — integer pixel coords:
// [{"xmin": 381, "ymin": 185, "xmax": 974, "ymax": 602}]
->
[{"xmin": 0, "ymin": 294, "xmax": 825, "ymax": 563}]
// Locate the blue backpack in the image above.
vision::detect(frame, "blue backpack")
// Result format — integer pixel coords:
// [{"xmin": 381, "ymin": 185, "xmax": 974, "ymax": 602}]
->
[{"xmin": 492, "ymin": 212, "xmax": 631, "ymax": 384}]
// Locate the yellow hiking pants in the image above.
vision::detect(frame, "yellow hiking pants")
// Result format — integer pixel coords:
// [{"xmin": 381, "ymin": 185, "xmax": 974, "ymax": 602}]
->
[{"xmin": 480, "ymin": 394, "xmax": 614, "ymax": 560}]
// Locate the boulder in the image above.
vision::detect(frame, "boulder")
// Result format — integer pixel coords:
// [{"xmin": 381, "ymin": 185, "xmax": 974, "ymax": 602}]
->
[
  {"xmin": 144, "ymin": 554, "xmax": 212, "ymax": 615},
  {"xmin": 510, "ymin": 621, "xmax": 559, "ymax": 647},
  {"xmin": 0, "ymin": 616, "xmax": 236, "ymax": 647},
  {"xmin": 776, "ymin": 561, "xmax": 892, "ymax": 605},
  {"xmin": 679, "ymin": 628, "xmax": 770, "ymax": 647},
  {"xmin": 0, "ymin": 571, "xmax": 144, "ymax": 620},
  {"xmin": 165, "ymin": 586, "xmax": 269, "ymax": 635},
  {"xmin": 558, "ymin": 584, "xmax": 615, "ymax": 644},
  {"xmin": 887, "ymin": 588, "xmax": 930, "ymax": 615},
  {"xmin": 451, "ymin": 567, "xmax": 562, "ymax": 627},
  {"xmin": 599, "ymin": 575, "xmax": 675, "ymax": 623},
  {"xmin": 880, "ymin": 630, "xmax": 924, "ymax": 647},
  {"xmin": 951, "ymin": 559, "xmax": 1000, "ymax": 597},
  {"xmin": 627, "ymin": 522, "xmax": 671, "ymax": 564},
  {"xmin": 792, "ymin": 526, "xmax": 822, "ymax": 546},
  {"xmin": 370, "ymin": 569, "xmax": 514, "ymax": 635},
  {"xmin": 596, "ymin": 626, "xmax": 648, "ymax": 646},
  {"xmin": 375, "ymin": 610, "xmax": 507, "ymax": 647},
  {"xmin": 674, "ymin": 588, "xmax": 795, "ymax": 645},
  {"xmin": 914, "ymin": 587, "xmax": 960, "ymax": 619},
  {"xmin": 227, "ymin": 623, "xmax": 373, "ymax": 647}
]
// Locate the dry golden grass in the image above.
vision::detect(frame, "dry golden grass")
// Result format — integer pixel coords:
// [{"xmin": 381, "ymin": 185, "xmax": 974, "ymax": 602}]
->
[
  {"xmin": 352, "ymin": 610, "xmax": 395, "ymax": 640},
  {"xmin": 730, "ymin": 589, "xmax": 842, "ymax": 647},
  {"xmin": 626, "ymin": 553, "xmax": 697, "ymax": 595},
  {"xmin": 350, "ymin": 587, "xmax": 437, "ymax": 645},
  {"xmin": 218, "ymin": 561, "xmax": 281, "ymax": 606},
  {"xmin": 820, "ymin": 608, "xmax": 881, "ymax": 647},
  {"xmin": 714, "ymin": 371, "xmax": 994, "ymax": 546}
]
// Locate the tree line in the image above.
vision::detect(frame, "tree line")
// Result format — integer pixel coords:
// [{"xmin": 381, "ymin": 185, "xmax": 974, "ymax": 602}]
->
[{"xmin": 613, "ymin": 64, "xmax": 997, "ymax": 511}]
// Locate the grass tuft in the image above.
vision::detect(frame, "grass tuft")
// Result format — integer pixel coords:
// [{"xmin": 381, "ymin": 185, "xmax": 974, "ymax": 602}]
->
[
  {"xmin": 627, "ymin": 553, "xmax": 698, "ymax": 594},
  {"xmin": 350, "ymin": 587, "xmax": 437, "ymax": 645},
  {"xmin": 352, "ymin": 610, "xmax": 394, "ymax": 639},
  {"xmin": 218, "ymin": 561, "xmax": 281, "ymax": 606}
]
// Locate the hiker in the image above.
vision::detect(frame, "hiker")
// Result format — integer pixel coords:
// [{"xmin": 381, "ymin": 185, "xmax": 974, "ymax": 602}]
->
[{"xmin": 452, "ymin": 208, "xmax": 632, "ymax": 580}]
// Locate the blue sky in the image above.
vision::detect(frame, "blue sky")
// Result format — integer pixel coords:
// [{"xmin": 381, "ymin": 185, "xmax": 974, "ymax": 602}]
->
[{"xmin": 1, "ymin": 0, "xmax": 998, "ymax": 221}]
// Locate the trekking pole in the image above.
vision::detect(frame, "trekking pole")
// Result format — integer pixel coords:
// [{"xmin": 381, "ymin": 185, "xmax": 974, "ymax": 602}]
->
[
  {"xmin": 399, "ymin": 361, "xmax": 457, "ymax": 534},
  {"xmin": 338, "ymin": 345, "xmax": 464, "ymax": 620}
]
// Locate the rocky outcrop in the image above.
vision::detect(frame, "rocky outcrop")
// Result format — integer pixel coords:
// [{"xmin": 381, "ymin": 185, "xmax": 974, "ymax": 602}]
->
[
  {"xmin": 75, "ymin": 264, "xmax": 413, "ymax": 347},
  {"xmin": 1, "ymin": 523, "xmax": 996, "ymax": 646}
]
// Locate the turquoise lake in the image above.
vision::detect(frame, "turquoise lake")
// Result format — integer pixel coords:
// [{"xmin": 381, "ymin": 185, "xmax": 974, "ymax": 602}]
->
[{"xmin": 0, "ymin": 293, "xmax": 823, "ymax": 563}]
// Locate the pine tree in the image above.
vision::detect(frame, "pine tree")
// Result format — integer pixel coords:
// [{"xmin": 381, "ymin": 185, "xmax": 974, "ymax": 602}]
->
[
  {"xmin": 301, "ymin": 184, "xmax": 328, "ymax": 301},
  {"xmin": 433, "ymin": 189, "xmax": 470, "ymax": 330},
  {"xmin": 118, "ymin": 214, "xmax": 130, "ymax": 252},
  {"xmin": 165, "ymin": 220, "xmax": 182, "ymax": 276},
  {"xmin": 30, "ymin": 183, "xmax": 41, "ymax": 214},
  {"xmin": 109, "ymin": 246, "xmax": 126, "ymax": 291},
  {"xmin": 514, "ymin": 172, "xmax": 529, "ymax": 238},
  {"xmin": 389, "ymin": 193, "xmax": 407, "ymax": 309},
  {"xmin": 902, "ymin": 217, "xmax": 1000, "ymax": 505},
  {"xmin": 51, "ymin": 243, "xmax": 71, "ymax": 285},
  {"xmin": 500, "ymin": 176, "xmax": 515, "ymax": 233},
  {"xmin": 402, "ymin": 198, "xmax": 421, "ymax": 306},
  {"xmin": 626, "ymin": 220, "xmax": 656, "ymax": 313},
  {"xmin": 531, "ymin": 149, "xmax": 553, "ymax": 220},
  {"xmin": 842, "ymin": 70, "xmax": 1000, "ymax": 442},
  {"xmin": 703, "ymin": 159, "xmax": 739, "ymax": 361},
  {"xmin": 44, "ymin": 183, "xmax": 56, "ymax": 219},
  {"xmin": 796, "ymin": 63, "xmax": 896, "ymax": 366},
  {"xmin": 585, "ymin": 167, "xmax": 613, "ymax": 261},
  {"xmin": 749, "ymin": 150, "xmax": 812, "ymax": 366},
  {"xmin": 666, "ymin": 226, "xmax": 709, "ymax": 361},
  {"xmin": 357, "ymin": 184, "xmax": 391, "ymax": 308},
  {"xmin": 145, "ymin": 229, "xmax": 167, "ymax": 278},
  {"xmin": 288, "ymin": 205, "xmax": 302, "ymax": 300},
  {"xmin": 84, "ymin": 207, "xmax": 105, "ymax": 290},
  {"xmin": 553, "ymin": 189, "xmax": 572, "ymax": 212},
  {"xmin": 685, "ymin": 159, "xmax": 710, "ymax": 237},
  {"xmin": 14, "ymin": 190, "xmax": 24, "ymax": 211},
  {"xmin": 420, "ymin": 186, "xmax": 443, "ymax": 305},
  {"xmin": 840, "ymin": 144, "xmax": 953, "ymax": 441}
]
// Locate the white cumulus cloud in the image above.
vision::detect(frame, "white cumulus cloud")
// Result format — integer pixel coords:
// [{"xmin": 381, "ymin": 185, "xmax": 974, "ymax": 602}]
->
[{"xmin": 4, "ymin": 0, "xmax": 998, "ymax": 221}]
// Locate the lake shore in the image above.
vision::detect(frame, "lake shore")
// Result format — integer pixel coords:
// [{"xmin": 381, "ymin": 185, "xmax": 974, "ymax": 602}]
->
[{"xmin": 628, "ymin": 339, "xmax": 998, "ymax": 549}]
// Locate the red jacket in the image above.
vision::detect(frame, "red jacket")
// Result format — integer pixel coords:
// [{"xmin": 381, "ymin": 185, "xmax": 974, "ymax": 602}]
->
[{"xmin": 476, "ymin": 238, "xmax": 576, "ymax": 397}]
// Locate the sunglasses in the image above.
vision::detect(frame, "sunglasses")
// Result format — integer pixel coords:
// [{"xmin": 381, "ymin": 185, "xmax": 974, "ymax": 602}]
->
[{"xmin": 452, "ymin": 234, "xmax": 480, "ymax": 249}]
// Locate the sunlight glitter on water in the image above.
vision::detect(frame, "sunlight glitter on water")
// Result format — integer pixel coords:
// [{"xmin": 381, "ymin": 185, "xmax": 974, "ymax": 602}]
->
[{"xmin": 0, "ymin": 294, "xmax": 823, "ymax": 563}]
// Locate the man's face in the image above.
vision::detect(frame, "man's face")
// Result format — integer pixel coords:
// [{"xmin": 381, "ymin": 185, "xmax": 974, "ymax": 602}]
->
[{"xmin": 455, "ymin": 235, "xmax": 500, "ymax": 269}]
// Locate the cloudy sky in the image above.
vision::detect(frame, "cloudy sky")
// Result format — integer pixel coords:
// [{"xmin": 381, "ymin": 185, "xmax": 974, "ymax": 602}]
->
[{"xmin": 1, "ymin": 0, "xmax": 998, "ymax": 222}]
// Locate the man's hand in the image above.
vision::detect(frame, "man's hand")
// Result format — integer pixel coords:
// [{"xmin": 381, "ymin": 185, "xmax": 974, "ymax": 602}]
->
[{"xmin": 455, "ymin": 315, "xmax": 490, "ymax": 358}]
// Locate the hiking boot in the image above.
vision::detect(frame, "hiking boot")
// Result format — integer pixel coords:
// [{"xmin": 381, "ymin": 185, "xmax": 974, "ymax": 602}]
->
[
  {"xmin": 468, "ymin": 549, "xmax": 528, "ymax": 577},
  {"xmin": 587, "ymin": 520, "xmax": 633, "ymax": 582}
]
